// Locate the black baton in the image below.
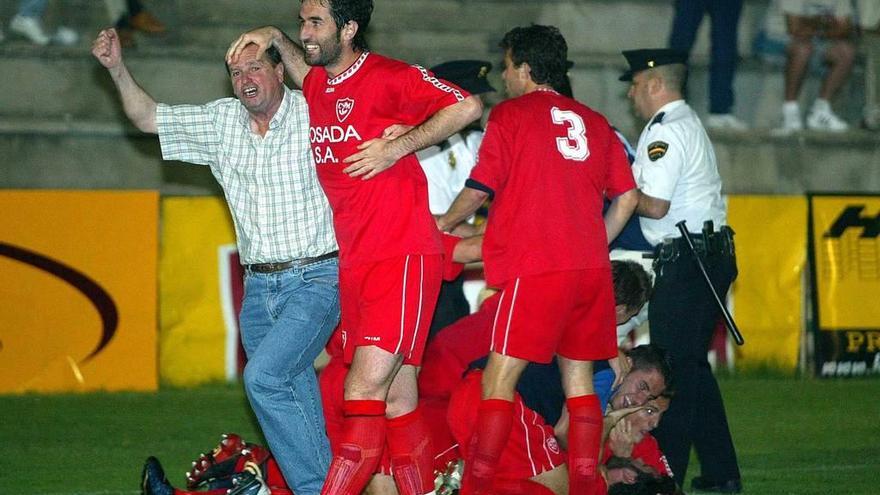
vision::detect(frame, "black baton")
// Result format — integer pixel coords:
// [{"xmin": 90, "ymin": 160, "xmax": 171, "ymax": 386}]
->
[{"xmin": 675, "ymin": 220, "xmax": 744, "ymax": 346}]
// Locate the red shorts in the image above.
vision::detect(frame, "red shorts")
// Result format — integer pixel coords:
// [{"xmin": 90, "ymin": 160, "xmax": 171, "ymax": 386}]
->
[
  {"xmin": 491, "ymin": 268, "xmax": 617, "ymax": 363},
  {"xmin": 339, "ymin": 254, "xmax": 442, "ymax": 366},
  {"xmin": 447, "ymin": 371, "xmax": 566, "ymax": 480}
]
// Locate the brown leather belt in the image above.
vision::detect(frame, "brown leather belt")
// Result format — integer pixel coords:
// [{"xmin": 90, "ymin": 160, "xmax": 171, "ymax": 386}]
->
[{"xmin": 247, "ymin": 251, "xmax": 338, "ymax": 273}]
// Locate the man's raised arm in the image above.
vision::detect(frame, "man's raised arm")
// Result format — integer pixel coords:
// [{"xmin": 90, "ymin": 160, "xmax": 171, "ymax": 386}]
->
[
  {"xmin": 92, "ymin": 28, "xmax": 157, "ymax": 133},
  {"xmin": 226, "ymin": 26, "xmax": 310, "ymax": 88}
]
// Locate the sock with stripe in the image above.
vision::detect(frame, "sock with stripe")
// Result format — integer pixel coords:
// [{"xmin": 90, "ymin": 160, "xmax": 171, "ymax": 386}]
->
[
  {"xmin": 321, "ymin": 399, "xmax": 387, "ymax": 495},
  {"xmin": 460, "ymin": 398, "xmax": 515, "ymax": 495},
  {"xmin": 387, "ymin": 407, "xmax": 436, "ymax": 495},
  {"xmin": 566, "ymin": 394, "xmax": 603, "ymax": 494}
]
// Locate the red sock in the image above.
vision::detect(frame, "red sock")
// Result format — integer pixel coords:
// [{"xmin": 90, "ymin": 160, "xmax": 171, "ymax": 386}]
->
[
  {"xmin": 460, "ymin": 399, "xmax": 515, "ymax": 495},
  {"xmin": 321, "ymin": 400, "xmax": 387, "ymax": 495},
  {"xmin": 491, "ymin": 478, "xmax": 557, "ymax": 495},
  {"xmin": 566, "ymin": 394, "xmax": 602, "ymax": 493},
  {"xmin": 386, "ymin": 408, "xmax": 435, "ymax": 495}
]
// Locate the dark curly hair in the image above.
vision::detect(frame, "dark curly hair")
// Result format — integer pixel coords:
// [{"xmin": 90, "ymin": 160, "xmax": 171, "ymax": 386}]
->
[
  {"xmin": 305, "ymin": 0, "xmax": 373, "ymax": 52},
  {"xmin": 499, "ymin": 25, "xmax": 568, "ymax": 90},
  {"xmin": 627, "ymin": 344, "xmax": 673, "ymax": 396},
  {"xmin": 612, "ymin": 259, "xmax": 653, "ymax": 313}
]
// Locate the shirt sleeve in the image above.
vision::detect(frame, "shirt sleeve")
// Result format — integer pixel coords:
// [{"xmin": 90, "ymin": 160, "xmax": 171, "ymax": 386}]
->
[
  {"xmin": 156, "ymin": 102, "xmax": 222, "ymax": 167},
  {"xmin": 396, "ymin": 65, "xmax": 470, "ymax": 125},
  {"xmin": 603, "ymin": 125, "xmax": 637, "ymax": 199},
  {"xmin": 632, "ymin": 124, "xmax": 683, "ymax": 202},
  {"xmin": 468, "ymin": 105, "xmax": 513, "ymax": 194}
]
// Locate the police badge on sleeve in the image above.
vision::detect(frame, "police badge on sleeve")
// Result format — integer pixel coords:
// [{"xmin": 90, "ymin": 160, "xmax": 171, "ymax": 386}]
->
[{"xmin": 648, "ymin": 141, "xmax": 668, "ymax": 161}]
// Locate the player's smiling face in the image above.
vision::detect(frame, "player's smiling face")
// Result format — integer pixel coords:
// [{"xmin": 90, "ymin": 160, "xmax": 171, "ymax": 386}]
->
[
  {"xmin": 610, "ymin": 367, "xmax": 665, "ymax": 410},
  {"xmin": 228, "ymin": 44, "xmax": 285, "ymax": 117},
  {"xmin": 299, "ymin": 0, "xmax": 344, "ymax": 68}
]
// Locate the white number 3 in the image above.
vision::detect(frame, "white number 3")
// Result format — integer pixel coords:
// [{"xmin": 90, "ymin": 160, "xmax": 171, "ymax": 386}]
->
[{"xmin": 551, "ymin": 106, "xmax": 589, "ymax": 161}]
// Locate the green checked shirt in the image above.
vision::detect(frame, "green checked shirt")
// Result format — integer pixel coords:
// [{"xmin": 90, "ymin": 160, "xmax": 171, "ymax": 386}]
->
[{"xmin": 156, "ymin": 86, "xmax": 336, "ymax": 265}]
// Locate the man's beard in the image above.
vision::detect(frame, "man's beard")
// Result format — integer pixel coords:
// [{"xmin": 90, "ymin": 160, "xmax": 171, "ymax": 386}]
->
[{"xmin": 305, "ymin": 33, "xmax": 343, "ymax": 67}]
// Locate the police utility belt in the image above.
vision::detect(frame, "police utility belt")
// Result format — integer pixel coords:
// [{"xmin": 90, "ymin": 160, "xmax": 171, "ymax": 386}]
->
[
  {"xmin": 246, "ymin": 250, "xmax": 338, "ymax": 273},
  {"xmin": 653, "ymin": 223, "xmax": 735, "ymax": 268}
]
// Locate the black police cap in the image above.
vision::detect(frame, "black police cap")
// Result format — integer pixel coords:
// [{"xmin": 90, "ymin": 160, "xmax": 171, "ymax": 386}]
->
[
  {"xmin": 430, "ymin": 60, "xmax": 496, "ymax": 95},
  {"xmin": 619, "ymin": 48, "xmax": 688, "ymax": 82}
]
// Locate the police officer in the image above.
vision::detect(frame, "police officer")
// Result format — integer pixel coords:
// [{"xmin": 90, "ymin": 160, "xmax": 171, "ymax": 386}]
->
[{"xmin": 620, "ymin": 48, "xmax": 741, "ymax": 493}]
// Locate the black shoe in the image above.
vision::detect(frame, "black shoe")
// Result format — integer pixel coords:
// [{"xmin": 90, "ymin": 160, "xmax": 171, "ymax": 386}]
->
[
  {"xmin": 141, "ymin": 457, "xmax": 174, "ymax": 495},
  {"xmin": 691, "ymin": 476, "xmax": 742, "ymax": 493}
]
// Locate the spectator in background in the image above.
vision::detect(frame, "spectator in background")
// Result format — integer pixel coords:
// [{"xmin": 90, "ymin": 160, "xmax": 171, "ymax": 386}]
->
[
  {"xmin": 105, "ymin": 0, "xmax": 165, "ymax": 47},
  {"xmin": 668, "ymin": 0, "xmax": 748, "ymax": 130},
  {"xmin": 858, "ymin": 0, "xmax": 880, "ymax": 130},
  {"xmin": 3, "ymin": 0, "xmax": 77, "ymax": 46},
  {"xmin": 777, "ymin": 0, "xmax": 856, "ymax": 133}
]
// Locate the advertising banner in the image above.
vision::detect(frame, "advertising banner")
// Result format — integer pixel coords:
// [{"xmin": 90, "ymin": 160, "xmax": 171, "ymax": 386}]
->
[
  {"xmin": 159, "ymin": 197, "xmax": 240, "ymax": 385},
  {"xmin": 809, "ymin": 195, "xmax": 880, "ymax": 377},
  {"xmin": 727, "ymin": 195, "xmax": 807, "ymax": 371},
  {"xmin": 0, "ymin": 190, "xmax": 158, "ymax": 393}
]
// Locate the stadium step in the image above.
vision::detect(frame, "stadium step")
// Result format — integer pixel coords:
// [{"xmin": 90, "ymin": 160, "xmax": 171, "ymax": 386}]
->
[
  {"xmin": 2, "ymin": 114, "xmax": 878, "ymax": 195},
  {"xmin": 0, "ymin": 0, "xmax": 877, "ymax": 195}
]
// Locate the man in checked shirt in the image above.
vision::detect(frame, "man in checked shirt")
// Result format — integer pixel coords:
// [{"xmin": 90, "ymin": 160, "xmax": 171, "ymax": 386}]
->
[{"xmin": 92, "ymin": 29, "xmax": 341, "ymax": 495}]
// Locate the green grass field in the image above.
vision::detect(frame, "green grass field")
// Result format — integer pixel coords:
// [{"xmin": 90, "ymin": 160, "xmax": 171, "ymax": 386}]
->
[{"xmin": 2, "ymin": 376, "xmax": 877, "ymax": 495}]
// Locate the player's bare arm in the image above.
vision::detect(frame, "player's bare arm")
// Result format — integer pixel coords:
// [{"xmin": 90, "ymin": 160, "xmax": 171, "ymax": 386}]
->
[
  {"xmin": 226, "ymin": 26, "xmax": 309, "ymax": 88},
  {"xmin": 635, "ymin": 190, "xmax": 671, "ymax": 219},
  {"xmin": 453, "ymin": 234, "xmax": 483, "ymax": 264},
  {"xmin": 605, "ymin": 188, "xmax": 639, "ymax": 243},
  {"xmin": 437, "ymin": 186, "xmax": 489, "ymax": 233},
  {"xmin": 342, "ymin": 95, "xmax": 483, "ymax": 180},
  {"xmin": 92, "ymin": 28, "xmax": 157, "ymax": 133}
]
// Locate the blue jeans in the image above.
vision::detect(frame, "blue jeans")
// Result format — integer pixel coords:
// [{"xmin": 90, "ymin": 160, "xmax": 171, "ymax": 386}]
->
[
  {"xmin": 17, "ymin": 0, "xmax": 47, "ymax": 18},
  {"xmin": 239, "ymin": 257, "xmax": 340, "ymax": 495},
  {"xmin": 669, "ymin": 0, "xmax": 744, "ymax": 114}
]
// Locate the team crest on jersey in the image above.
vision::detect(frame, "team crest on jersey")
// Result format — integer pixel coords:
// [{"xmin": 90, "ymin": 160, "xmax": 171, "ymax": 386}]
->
[
  {"xmin": 546, "ymin": 436, "xmax": 560, "ymax": 454},
  {"xmin": 648, "ymin": 140, "xmax": 669, "ymax": 161},
  {"xmin": 336, "ymin": 98, "xmax": 355, "ymax": 122}
]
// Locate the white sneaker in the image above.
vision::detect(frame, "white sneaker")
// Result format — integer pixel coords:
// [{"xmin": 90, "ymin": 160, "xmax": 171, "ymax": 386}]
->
[
  {"xmin": 52, "ymin": 26, "xmax": 78, "ymax": 46},
  {"xmin": 807, "ymin": 106, "xmax": 849, "ymax": 132},
  {"xmin": 706, "ymin": 113, "xmax": 749, "ymax": 131},
  {"xmin": 772, "ymin": 106, "xmax": 803, "ymax": 136},
  {"xmin": 9, "ymin": 15, "xmax": 50, "ymax": 46},
  {"xmin": 806, "ymin": 99, "xmax": 848, "ymax": 132}
]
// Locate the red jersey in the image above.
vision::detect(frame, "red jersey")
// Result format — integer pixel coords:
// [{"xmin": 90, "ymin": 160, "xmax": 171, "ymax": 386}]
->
[
  {"xmin": 469, "ymin": 89, "xmax": 635, "ymax": 286},
  {"xmin": 417, "ymin": 292, "xmax": 500, "ymax": 400},
  {"xmin": 302, "ymin": 52, "xmax": 468, "ymax": 267}
]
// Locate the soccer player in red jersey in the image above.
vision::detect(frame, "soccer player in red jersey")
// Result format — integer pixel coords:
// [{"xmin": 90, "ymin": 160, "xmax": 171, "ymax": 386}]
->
[
  {"xmin": 227, "ymin": 3, "xmax": 482, "ymax": 494},
  {"xmin": 437, "ymin": 25, "xmax": 638, "ymax": 495}
]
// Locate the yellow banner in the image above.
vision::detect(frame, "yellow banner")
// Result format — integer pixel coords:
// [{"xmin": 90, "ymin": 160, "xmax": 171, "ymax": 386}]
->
[
  {"xmin": 811, "ymin": 196, "xmax": 880, "ymax": 329},
  {"xmin": 728, "ymin": 195, "xmax": 807, "ymax": 370},
  {"xmin": 159, "ymin": 197, "xmax": 238, "ymax": 386},
  {"xmin": 0, "ymin": 190, "xmax": 158, "ymax": 393}
]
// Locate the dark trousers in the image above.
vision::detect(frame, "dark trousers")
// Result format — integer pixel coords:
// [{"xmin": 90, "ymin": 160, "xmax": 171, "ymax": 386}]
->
[
  {"xmin": 649, "ymin": 246, "xmax": 740, "ymax": 484},
  {"xmin": 428, "ymin": 275, "xmax": 470, "ymax": 340},
  {"xmin": 669, "ymin": 0, "xmax": 744, "ymax": 114}
]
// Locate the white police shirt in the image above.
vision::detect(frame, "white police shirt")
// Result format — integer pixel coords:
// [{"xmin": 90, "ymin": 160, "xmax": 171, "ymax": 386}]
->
[
  {"xmin": 632, "ymin": 100, "xmax": 727, "ymax": 247},
  {"xmin": 416, "ymin": 129, "xmax": 484, "ymax": 214}
]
